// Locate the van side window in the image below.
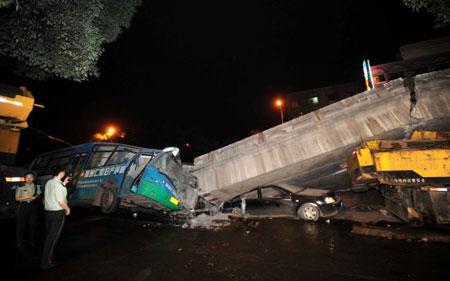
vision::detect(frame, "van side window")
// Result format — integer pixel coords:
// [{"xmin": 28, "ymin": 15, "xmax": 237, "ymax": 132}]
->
[
  {"xmin": 32, "ymin": 154, "xmax": 52, "ymax": 176},
  {"xmin": 107, "ymin": 149, "xmax": 137, "ymax": 166},
  {"xmin": 94, "ymin": 145, "xmax": 117, "ymax": 151},
  {"xmin": 86, "ymin": 151, "xmax": 113, "ymax": 169},
  {"xmin": 44, "ymin": 155, "xmax": 72, "ymax": 174}
]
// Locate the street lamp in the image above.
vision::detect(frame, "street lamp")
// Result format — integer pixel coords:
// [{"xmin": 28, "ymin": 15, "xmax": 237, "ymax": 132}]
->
[
  {"xmin": 275, "ymin": 98, "xmax": 284, "ymax": 124},
  {"xmin": 106, "ymin": 126, "xmax": 116, "ymax": 137},
  {"xmin": 93, "ymin": 125, "xmax": 125, "ymax": 142}
]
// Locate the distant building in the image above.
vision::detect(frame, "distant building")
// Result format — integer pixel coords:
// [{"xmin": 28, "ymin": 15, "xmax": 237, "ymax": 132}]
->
[
  {"xmin": 286, "ymin": 36, "xmax": 450, "ymax": 120},
  {"xmin": 371, "ymin": 36, "xmax": 450, "ymax": 87},
  {"xmin": 285, "ymin": 81, "xmax": 364, "ymax": 120}
]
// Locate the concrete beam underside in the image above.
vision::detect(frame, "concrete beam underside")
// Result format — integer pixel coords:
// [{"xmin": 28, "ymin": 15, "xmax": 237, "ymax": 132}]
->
[{"xmin": 192, "ymin": 70, "xmax": 450, "ymax": 203}]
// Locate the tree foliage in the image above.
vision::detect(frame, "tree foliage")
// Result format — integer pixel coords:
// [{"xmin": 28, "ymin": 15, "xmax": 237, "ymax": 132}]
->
[
  {"xmin": 402, "ymin": 0, "xmax": 450, "ymax": 28},
  {"xmin": 0, "ymin": 0, "xmax": 16, "ymax": 8},
  {"xmin": 0, "ymin": 0, "xmax": 142, "ymax": 81}
]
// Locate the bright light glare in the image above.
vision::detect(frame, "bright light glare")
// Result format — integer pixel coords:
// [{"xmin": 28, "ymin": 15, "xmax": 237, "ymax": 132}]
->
[
  {"xmin": 94, "ymin": 125, "xmax": 125, "ymax": 141},
  {"xmin": 275, "ymin": 99, "xmax": 283, "ymax": 107},
  {"xmin": 0, "ymin": 97, "xmax": 23, "ymax": 106},
  {"xmin": 107, "ymin": 127, "xmax": 116, "ymax": 134}
]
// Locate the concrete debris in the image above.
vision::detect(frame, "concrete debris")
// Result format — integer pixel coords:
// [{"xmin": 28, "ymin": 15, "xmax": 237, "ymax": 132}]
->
[
  {"xmin": 379, "ymin": 209, "xmax": 389, "ymax": 216},
  {"xmin": 351, "ymin": 204, "xmax": 372, "ymax": 212},
  {"xmin": 183, "ymin": 213, "xmax": 230, "ymax": 229}
]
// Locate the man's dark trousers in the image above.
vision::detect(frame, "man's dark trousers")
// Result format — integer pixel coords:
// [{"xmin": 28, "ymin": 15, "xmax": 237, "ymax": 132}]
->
[
  {"xmin": 16, "ymin": 201, "xmax": 39, "ymax": 248},
  {"xmin": 41, "ymin": 210, "xmax": 65, "ymax": 270}
]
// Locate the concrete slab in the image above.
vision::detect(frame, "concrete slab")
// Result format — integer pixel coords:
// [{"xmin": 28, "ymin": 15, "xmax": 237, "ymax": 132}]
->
[{"xmin": 193, "ymin": 70, "xmax": 450, "ymax": 203}]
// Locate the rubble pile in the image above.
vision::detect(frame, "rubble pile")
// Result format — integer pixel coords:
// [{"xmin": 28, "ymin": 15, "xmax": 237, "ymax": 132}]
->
[{"xmin": 183, "ymin": 213, "xmax": 230, "ymax": 230}]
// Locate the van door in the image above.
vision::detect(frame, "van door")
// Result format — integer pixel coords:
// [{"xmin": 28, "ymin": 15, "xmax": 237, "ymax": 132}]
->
[
  {"xmin": 66, "ymin": 154, "xmax": 87, "ymax": 194},
  {"xmin": 120, "ymin": 153, "xmax": 154, "ymax": 195}
]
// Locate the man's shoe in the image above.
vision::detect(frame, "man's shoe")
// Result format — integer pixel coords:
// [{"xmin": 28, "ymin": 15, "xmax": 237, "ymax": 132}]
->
[{"xmin": 41, "ymin": 262, "xmax": 57, "ymax": 271}]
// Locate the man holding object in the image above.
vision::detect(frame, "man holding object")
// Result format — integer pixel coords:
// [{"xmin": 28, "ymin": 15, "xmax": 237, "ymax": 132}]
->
[{"xmin": 41, "ymin": 167, "xmax": 71, "ymax": 271}]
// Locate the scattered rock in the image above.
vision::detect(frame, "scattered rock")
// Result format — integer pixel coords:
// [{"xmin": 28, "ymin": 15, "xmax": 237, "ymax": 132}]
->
[{"xmin": 186, "ymin": 213, "xmax": 231, "ymax": 230}]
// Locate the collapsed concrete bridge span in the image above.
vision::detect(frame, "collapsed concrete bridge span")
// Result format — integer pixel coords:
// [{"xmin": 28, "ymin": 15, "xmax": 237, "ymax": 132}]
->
[{"xmin": 191, "ymin": 70, "xmax": 450, "ymax": 204}]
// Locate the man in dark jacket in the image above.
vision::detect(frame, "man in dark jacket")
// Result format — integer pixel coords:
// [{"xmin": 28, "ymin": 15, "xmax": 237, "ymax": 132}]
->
[{"xmin": 15, "ymin": 172, "xmax": 41, "ymax": 250}]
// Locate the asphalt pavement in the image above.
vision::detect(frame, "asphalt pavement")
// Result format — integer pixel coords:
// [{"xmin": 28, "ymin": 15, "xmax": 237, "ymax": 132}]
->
[{"xmin": 2, "ymin": 206, "xmax": 450, "ymax": 281}]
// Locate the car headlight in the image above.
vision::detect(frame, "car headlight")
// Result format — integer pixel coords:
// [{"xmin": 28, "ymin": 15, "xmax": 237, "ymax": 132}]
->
[{"xmin": 324, "ymin": 197, "xmax": 336, "ymax": 204}]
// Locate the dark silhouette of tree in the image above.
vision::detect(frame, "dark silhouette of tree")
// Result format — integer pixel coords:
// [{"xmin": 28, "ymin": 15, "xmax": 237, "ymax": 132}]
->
[
  {"xmin": 402, "ymin": 0, "xmax": 450, "ymax": 28},
  {"xmin": 0, "ymin": 0, "xmax": 142, "ymax": 81}
]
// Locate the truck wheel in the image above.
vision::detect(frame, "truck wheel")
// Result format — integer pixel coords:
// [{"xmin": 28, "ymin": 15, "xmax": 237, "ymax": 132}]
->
[
  {"xmin": 100, "ymin": 188, "xmax": 120, "ymax": 214},
  {"xmin": 298, "ymin": 203, "xmax": 320, "ymax": 221}
]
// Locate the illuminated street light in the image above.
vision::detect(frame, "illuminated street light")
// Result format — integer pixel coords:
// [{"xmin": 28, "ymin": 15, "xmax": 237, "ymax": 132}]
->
[
  {"xmin": 275, "ymin": 98, "xmax": 284, "ymax": 124},
  {"xmin": 106, "ymin": 126, "xmax": 116, "ymax": 137},
  {"xmin": 93, "ymin": 125, "xmax": 125, "ymax": 142}
]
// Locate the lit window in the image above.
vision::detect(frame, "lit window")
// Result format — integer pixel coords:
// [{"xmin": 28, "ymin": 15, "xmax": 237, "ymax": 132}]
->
[{"xmin": 308, "ymin": 97, "xmax": 319, "ymax": 105}]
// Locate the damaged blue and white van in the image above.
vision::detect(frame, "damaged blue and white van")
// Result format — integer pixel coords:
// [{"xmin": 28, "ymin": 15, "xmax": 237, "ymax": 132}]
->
[{"xmin": 29, "ymin": 143, "xmax": 201, "ymax": 214}]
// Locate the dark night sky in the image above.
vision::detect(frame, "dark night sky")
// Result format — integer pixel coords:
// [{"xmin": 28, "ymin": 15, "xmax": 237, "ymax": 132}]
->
[{"xmin": 5, "ymin": 0, "xmax": 449, "ymax": 163}]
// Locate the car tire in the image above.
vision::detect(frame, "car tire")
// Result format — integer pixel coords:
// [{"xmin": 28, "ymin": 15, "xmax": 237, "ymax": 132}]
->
[
  {"xmin": 298, "ymin": 203, "xmax": 320, "ymax": 221},
  {"xmin": 100, "ymin": 188, "xmax": 120, "ymax": 214}
]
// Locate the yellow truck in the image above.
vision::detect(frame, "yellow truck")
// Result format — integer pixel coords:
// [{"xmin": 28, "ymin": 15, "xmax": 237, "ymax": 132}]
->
[
  {"xmin": 0, "ymin": 83, "xmax": 41, "ymax": 217},
  {"xmin": 347, "ymin": 131, "xmax": 450, "ymax": 224},
  {"xmin": 0, "ymin": 83, "xmax": 38, "ymax": 164}
]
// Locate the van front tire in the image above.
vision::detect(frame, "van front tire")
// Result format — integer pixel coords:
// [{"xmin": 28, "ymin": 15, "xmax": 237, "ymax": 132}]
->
[{"xmin": 100, "ymin": 188, "xmax": 120, "ymax": 214}]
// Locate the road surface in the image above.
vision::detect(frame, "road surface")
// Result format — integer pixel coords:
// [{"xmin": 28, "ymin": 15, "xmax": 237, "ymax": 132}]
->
[{"xmin": 2, "ymin": 207, "xmax": 449, "ymax": 281}]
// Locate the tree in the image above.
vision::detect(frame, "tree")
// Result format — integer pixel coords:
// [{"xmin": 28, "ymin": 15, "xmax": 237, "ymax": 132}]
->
[
  {"xmin": 0, "ymin": 0, "xmax": 142, "ymax": 81},
  {"xmin": 0, "ymin": 0, "xmax": 16, "ymax": 8},
  {"xmin": 402, "ymin": 0, "xmax": 450, "ymax": 28}
]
